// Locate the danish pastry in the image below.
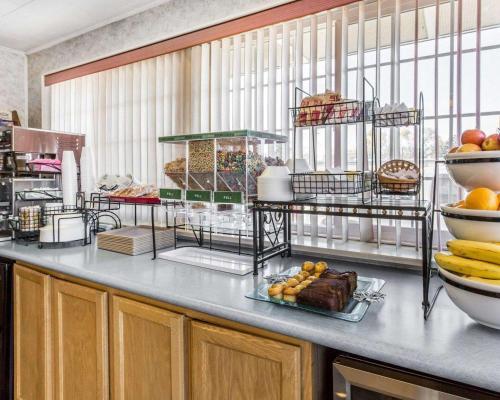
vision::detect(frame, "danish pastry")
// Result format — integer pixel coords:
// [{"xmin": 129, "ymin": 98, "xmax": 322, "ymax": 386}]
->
[
  {"xmin": 299, "ymin": 270, "xmax": 310, "ymax": 279},
  {"xmin": 286, "ymin": 278, "xmax": 300, "ymax": 287},
  {"xmin": 268, "ymin": 283, "xmax": 285, "ymax": 298},
  {"xmin": 283, "ymin": 286, "xmax": 300, "ymax": 302},
  {"xmin": 302, "ymin": 261, "xmax": 315, "ymax": 272},
  {"xmin": 315, "ymin": 261, "xmax": 328, "ymax": 273},
  {"xmin": 302, "ymin": 279, "xmax": 312, "ymax": 287}
]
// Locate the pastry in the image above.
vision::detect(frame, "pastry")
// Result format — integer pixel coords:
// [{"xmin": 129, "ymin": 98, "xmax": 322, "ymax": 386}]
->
[
  {"xmin": 299, "ymin": 270, "xmax": 310, "ymax": 279},
  {"xmin": 283, "ymin": 286, "xmax": 300, "ymax": 302},
  {"xmin": 314, "ymin": 272, "xmax": 323, "ymax": 278},
  {"xmin": 302, "ymin": 279, "xmax": 312, "ymax": 287},
  {"xmin": 286, "ymin": 278, "xmax": 300, "ymax": 287},
  {"xmin": 295, "ymin": 283, "xmax": 306, "ymax": 291},
  {"xmin": 293, "ymin": 274, "xmax": 305, "ymax": 283},
  {"xmin": 302, "ymin": 261, "xmax": 315, "ymax": 272},
  {"xmin": 268, "ymin": 283, "xmax": 285, "ymax": 299},
  {"xmin": 307, "ymin": 276, "xmax": 318, "ymax": 282},
  {"xmin": 315, "ymin": 261, "xmax": 328, "ymax": 273}
]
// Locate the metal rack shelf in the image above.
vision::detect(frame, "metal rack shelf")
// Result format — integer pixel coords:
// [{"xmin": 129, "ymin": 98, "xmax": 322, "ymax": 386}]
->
[
  {"xmin": 291, "ymin": 99, "xmax": 372, "ymax": 127},
  {"xmin": 84, "ymin": 192, "xmax": 168, "ymax": 258},
  {"xmin": 372, "ymin": 109, "xmax": 421, "ymax": 128},
  {"xmin": 372, "ymin": 93, "xmax": 425, "ymax": 198},
  {"xmin": 289, "ymin": 81, "xmax": 375, "ymax": 202},
  {"xmin": 252, "ymin": 197, "xmax": 441, "ymax": 320}
]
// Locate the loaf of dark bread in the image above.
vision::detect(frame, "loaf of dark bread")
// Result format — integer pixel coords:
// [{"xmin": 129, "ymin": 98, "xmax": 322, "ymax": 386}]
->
[
  {"xmin": 297, "ymin": 278, "xmax": 348, "ymax": 311},
  {"xmin": 321, "ymin": 269, "xmax": 358, "ymax": 296}
]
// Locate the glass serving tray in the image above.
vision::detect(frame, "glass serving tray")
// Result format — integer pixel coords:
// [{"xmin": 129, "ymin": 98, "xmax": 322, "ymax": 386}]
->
[{"xmin": 245, "ymin": 267, "xmax": 385, "ymax": 322}]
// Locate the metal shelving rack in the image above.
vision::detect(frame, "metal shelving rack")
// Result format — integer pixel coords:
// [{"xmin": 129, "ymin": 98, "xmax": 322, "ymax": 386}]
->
[
  {"xmin": 252, "ymin": 82, "xmax": 442, "ymax": 320},
  {"xmin": 171, "ymin": 209, "xmax": 252, "ymax": 257},
  {"xmin": 289, "ymin": 79, "xmax": 374, "ymax": 202},
  {"xmin": 84, "ymin": 193, "xmax": 167, "ymax": 259},
  {"xmin": 372, "ymin": 92, "xmax": 424, "ymax": 200}
]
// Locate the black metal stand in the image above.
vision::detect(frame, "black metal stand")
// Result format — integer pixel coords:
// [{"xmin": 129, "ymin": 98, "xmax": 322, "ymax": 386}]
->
[
  {"xmin": 85, "ymin": 193, "xmax": 160, "ymax": 259},
  {"xmin": 172, "ymin": 216, "xmax": 252, "ymax": 257},
  {"xmin": 252, "ymin": 197, "xmax": 441, "ymax": 320}
]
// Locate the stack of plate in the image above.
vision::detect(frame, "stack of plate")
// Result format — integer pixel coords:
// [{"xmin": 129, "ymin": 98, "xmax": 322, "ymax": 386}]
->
[{"xmin": 97, "ymin": 226, "xmax": 174, "ymax": 255}]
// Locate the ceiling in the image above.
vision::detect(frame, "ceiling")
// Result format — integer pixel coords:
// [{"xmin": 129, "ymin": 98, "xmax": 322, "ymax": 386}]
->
[{"xmin": 0, "ymin": 0, "xmax": 170, "ymax": 53}]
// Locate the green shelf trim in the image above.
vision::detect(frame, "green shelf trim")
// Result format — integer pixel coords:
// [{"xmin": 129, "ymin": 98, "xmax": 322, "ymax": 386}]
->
[{"xmin": 158, "ymin": 129, "xmax": 288, "ymax": 144}]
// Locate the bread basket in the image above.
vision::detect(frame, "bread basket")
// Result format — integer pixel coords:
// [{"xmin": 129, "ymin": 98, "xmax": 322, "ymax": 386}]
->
[{"xmin": 376, "ymin": 159, "xmax": 420, "ymax": 193}]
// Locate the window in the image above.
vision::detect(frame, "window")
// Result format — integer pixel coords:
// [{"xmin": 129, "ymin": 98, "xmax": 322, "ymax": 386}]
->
[{"xmin": 47, "ymin": 0, "xmax": 500, "ymax": 247}]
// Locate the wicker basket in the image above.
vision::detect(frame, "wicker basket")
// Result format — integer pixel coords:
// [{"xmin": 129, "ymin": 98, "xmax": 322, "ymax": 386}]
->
[{"xmin": 376, "ymin": 160, "xmax": 420, "ymax": 193}]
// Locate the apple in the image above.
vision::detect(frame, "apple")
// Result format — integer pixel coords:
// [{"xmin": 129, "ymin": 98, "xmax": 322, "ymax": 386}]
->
[
  {"xmin": 461, "ymin": 129, "xmax": 486, "ymax": 146},
  {"xmin": 448, "ymin": 146, "xmax": 459, "ymax": 154},
  {"xmin": 481, "ymin": 134, "xmax": 500, "ymax": 151},
  {"xmin": 457, "ymin": 143, "xmax": 482, "ymax": 152}
]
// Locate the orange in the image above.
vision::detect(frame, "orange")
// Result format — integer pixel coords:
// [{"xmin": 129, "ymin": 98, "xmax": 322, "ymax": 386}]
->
[{"xmin": 465, "ymin": 188, "xmax": 499, "ymax": 211}]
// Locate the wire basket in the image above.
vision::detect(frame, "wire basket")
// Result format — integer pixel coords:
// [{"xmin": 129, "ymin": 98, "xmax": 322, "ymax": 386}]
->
[
  {"xmin": 376, "ymin": 160, "xmax": 420, "ymax": 195},
  {"xmin": 292, "ymin": 100, "xmax": 369, "ymax": 127},
  {"xmin": 291, "ymin": 171, "xmax": 373, "ymax": 195},
  {"xmin": 9, "ymin": 205, "xmax": 43, "ymax": 243},
  {"xmin": 373, "ymin": 109, "xmax": 421, "ymax": 127}
]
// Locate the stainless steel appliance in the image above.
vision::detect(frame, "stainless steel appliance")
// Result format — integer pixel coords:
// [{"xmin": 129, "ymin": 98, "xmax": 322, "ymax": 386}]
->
[
  {"xmin": 0, "ymin": 258, "xmax": 13, "ymax": 400},
  {"xmin": 333, "ymin": 356, "xmax": 498, "ymax": 400},
  {"xmin": 0, "ymin": 127, "xmax": 85, "ymax": 240}
]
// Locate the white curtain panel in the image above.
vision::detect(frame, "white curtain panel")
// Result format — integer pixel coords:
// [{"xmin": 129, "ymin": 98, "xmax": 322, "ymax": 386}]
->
[{"xmin": 49, "ymin": 0, "xmax": 500, "ymax": 244}]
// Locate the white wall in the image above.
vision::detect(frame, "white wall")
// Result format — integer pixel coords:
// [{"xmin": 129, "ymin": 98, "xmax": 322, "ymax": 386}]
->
[
  {"xmin": 27, "ymin": 0, "xmax": 293, "ymax": 128},
  {"xmin": 0, "ymin": 46, "xmax": 27, "ymax": 125}
]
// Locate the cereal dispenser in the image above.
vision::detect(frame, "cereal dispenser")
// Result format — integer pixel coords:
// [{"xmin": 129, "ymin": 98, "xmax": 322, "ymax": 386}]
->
[{"xmin": 160, "ymin": 130, "xmax": 287, "ymax": 204}]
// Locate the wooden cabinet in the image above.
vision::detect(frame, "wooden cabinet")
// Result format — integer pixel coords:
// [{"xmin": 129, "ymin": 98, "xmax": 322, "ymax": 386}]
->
[
  {"xmin": 13, "ymin": 264, "xmax": 313, "ymax": 400},
  {"xmin": 190, "ymin": 321, "xmax": 302, "ymax": 400},
  {"xmin": 110, "ymin": 296, "xmax": 186, "ymax": 400},
  {"xmin": 13, "ymin": 264, "xmax": 52, "ymax": 400},
  {"xmin": 52, "ymin": 279, "xmax": 108, "ymax": 400}
]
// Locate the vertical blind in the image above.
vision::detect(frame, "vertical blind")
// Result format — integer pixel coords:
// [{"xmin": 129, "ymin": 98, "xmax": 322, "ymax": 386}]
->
[{"xmin": 48, "ymin": 0, "xmax": 500, "ymax": 245}]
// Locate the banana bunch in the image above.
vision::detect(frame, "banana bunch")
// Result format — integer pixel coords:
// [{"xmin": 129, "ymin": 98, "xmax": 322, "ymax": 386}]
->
[{"xmin": 434, "ymin": 240, "xmax": 500, "ymax": 284}]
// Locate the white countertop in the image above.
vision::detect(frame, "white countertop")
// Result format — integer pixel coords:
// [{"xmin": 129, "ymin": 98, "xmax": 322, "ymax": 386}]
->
[{"xmin": 1, "ymin": 241, "xmax": 499, "ymax": 394}]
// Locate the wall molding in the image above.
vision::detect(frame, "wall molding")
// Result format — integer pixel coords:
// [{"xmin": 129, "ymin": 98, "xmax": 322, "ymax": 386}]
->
[{"xmin": 44, "ymin": 0, "xmax": 359, "ymax": 86}]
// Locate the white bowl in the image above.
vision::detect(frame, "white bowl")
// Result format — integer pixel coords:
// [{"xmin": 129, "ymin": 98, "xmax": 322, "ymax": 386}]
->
[
  {"xmin": 445, "ymin": 150, "xmax": 500, "ymax": 191},
  {"xmin": 257, "ymin": 173, "xmax": 293, "ymax": 202},
  {"xmin": 260, "ymin": 166, "xmax": 291, "ymax": 178},
  {"xmin": 439, "ymin": 266, "xmax": 500, "ymax": 294},
  {"xmin": 286, "ymin": 158, "xmax": 311, "ymax": 173},
  {"xmin": 438, "ymin": 266, "xmax": 500, "ymax": 329},
  {"xmin": 441, "ymin": 204, "xmax": 500, "ymax": 242}
]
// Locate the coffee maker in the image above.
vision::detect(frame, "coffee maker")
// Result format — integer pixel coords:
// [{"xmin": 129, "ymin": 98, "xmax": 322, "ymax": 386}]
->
[{"xmin": 0, "ymin": 125, "xmax": 85, "ymax": 240}]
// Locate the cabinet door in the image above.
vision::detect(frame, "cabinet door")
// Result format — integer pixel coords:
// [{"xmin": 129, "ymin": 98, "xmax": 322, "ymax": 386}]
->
[
  {"xmin": 191, "ymin": 321, "xmax": 301, "ymax": 400},
  {"xmin": 111, "ymin": 296, "xmax": 186, "ymax": 400},
  {"xmin": 13, "ymin": 264, "xmax": 52, "ymax": 400},
  {"xmin": 52, "ymin": 279, "xmax": 108, "ymax": 400}
]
